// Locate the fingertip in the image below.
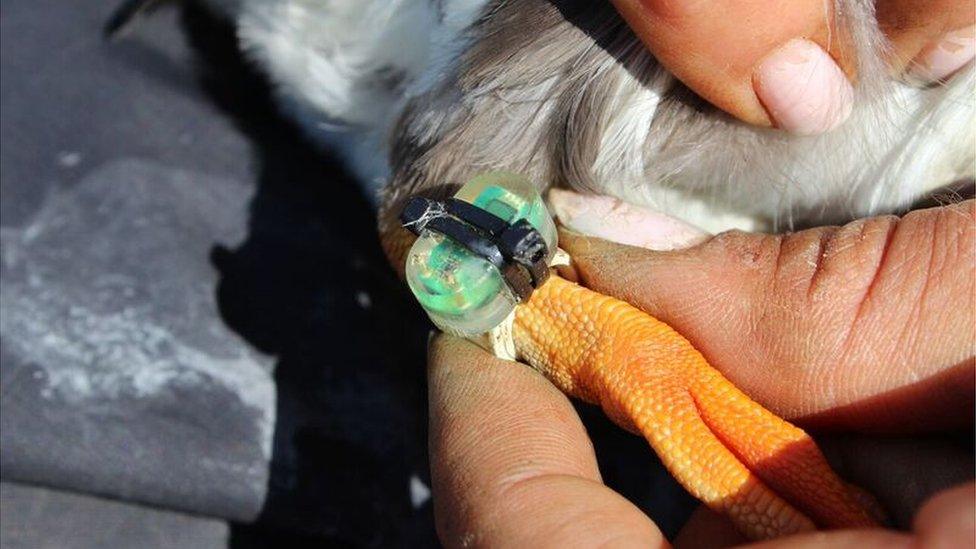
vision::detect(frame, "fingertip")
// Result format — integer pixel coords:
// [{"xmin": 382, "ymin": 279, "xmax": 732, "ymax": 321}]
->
[
  {"xmin": 556, "ymin": 229, "xmax": 656, "ymax": 301},
  {"xmin": 549, "ymin": 189, "xmax": 710, "ymax": 251},
  {"xmin": 611, "ymin": 0, "xmax": 857, "ymax": 134},
  {"xmin": 877, "ymin": 0, "xmax": 976, "ymax": 82},
  {"xmin": 556, "ymin": 224, "xmax": 721, "ymax": 327},
  {"xmin": 674, "ymin": 505, "xmax": 747, "ymax": 549},
  {"xmin": 427, "ymin": 336, "xmax": 616, "ymax": 545},
  {"xmin": 913, "ymin": 482, "xmax": 976, "ymax": 548},
  {"xmin": 473, "ymin": 475, "xmax": 666, "ymax": 548},
  {"xmin": 906, "ymin": 25, "xmax": 976, "ymax": 83},
  {"xmin": 426, "ymin": 336, "xmax": 668, "ymax": 547},
  {"xmin": 754, "ymin": 39, "xmax": 854, "ymax": 135}
]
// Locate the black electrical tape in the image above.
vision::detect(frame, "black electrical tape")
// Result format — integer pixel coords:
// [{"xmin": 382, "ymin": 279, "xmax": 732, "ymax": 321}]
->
[
  {"xmin": 424, "ymin": 216, "xmax": 505, "ymax": 273},
  {"xmin": 400, "ymin": 197, "xmax": 437, "ymax": 236},
  {"xmin": 400, "ymin": 196, "xmax": 550, "ymax": 302},
  {"xmin": 445, "ymin": 199, "xmax": 551, "ymax": 287},
  {"xmin": 444, "ymin": 198, "xmax": 509, "ymax": 236},
  {"xmin": 499, "ymin": 219, "xmax": 550, "ymax": 288}
]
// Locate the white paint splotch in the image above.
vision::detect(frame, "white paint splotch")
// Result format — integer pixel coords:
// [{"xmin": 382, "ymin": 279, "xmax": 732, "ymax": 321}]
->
[
  {"xmin": 409, "ymin": 474, "xmax": 431, "ymax": 508},
  {"xmin": 1, "ymin": 159, "xmax": 276, "ymax": 519}
]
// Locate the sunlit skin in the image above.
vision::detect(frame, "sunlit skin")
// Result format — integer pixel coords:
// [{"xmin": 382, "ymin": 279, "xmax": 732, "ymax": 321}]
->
[
  {"xmin": 381, "ymin": 199, "xmax": 974, "ymax": 544},
  {"xmin": 608, "ymin": 0, "xmax": 974, "ymax": 127},
  {"xmin": 383, "ymin": 235, "xmax": 883, "ymax": 540}
]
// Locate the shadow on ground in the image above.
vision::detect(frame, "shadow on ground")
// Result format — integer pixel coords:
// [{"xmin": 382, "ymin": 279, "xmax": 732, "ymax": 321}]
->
[{"xmin": 178, "ymin": 6, "xmax": 432, "ymax": 545}]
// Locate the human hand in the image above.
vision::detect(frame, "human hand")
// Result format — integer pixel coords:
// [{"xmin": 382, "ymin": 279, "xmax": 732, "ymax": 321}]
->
[
  {"xmin": 426, "ymin": 198, "xmax": 974, "ymax": 547},
  {"xmin": 550, "ymin": 194, "xmax": 973, "ymax": 432},
  {"xmin": 609, "ymin": 0, "xmax": 974, "ymax": 134}
]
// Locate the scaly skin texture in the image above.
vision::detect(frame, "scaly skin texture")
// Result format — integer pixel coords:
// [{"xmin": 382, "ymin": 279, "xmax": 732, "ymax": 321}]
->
[{"xmin": 513, "ymin": 275, "xmax": 879, "ymax": 540}]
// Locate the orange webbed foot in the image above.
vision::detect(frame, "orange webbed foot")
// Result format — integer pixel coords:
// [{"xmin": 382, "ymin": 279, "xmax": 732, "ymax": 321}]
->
[{"xmin": 514, "ymin": 276, "xmax": 880, "ymax": 540}]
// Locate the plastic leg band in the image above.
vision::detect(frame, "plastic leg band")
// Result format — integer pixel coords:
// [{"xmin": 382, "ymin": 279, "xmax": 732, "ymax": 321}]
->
[{"xmin": 400, "ymin": 172, "xmax": 565, "ymax": 359}]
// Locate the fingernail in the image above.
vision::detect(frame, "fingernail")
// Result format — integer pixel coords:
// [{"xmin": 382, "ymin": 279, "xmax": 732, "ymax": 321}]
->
[
  {"xmin": 754, "ymin": 39, "xmax": 854, "ymax": 135},
  {"xmin": 907, "ymin": 26, "xmax": 975, "ymax": 83},
  {"xmin": 548, "ymin": 189, "xmax": 709, "ymax": 251}
]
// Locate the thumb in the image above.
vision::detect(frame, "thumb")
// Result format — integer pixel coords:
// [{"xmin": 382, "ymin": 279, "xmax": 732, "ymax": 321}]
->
[
  {"xmin": 609, "ymin": 0, "xmax": 856, "ymax": 135},
  {"xmin": 552, "ymin": 190, "xmax": 975, "ymax": 431}
]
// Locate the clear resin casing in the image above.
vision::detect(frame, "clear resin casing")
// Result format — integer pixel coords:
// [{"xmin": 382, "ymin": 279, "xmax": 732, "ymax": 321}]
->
[{"xmin": 405, "ymin": 173, "xmax": 557, "ymax": 336}]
